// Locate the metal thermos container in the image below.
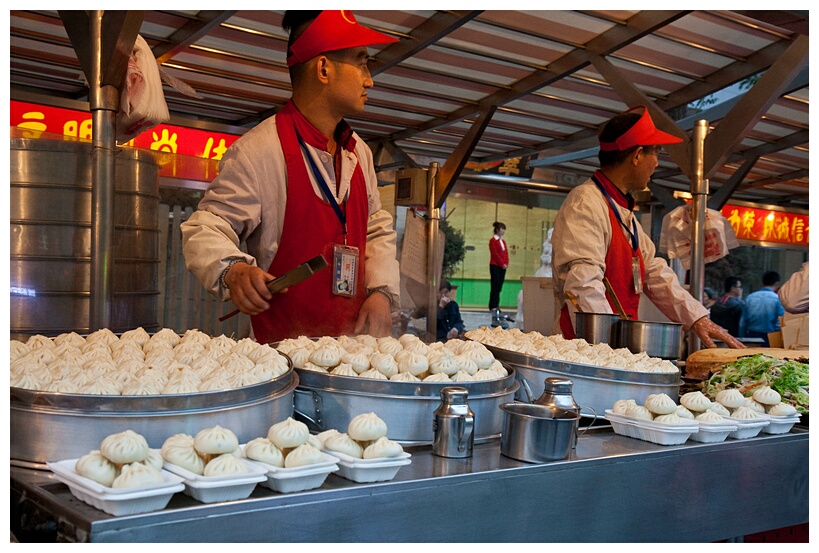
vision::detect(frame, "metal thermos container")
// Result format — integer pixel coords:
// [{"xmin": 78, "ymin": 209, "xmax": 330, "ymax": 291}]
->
[
  {"xmin": 432, "ymin": 387, "xmax": 475, "ymax": 458},
  {"xmin": 534, "ymin": 377, "xmax": 581, "ymax": 448}
]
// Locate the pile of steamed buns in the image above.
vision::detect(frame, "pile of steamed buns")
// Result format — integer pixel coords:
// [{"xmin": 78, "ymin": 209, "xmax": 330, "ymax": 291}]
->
[
  {"xmin": 465, "ymin": 326, "xmax": 678, "ymax": 373},
  {"xmin": 10, "ymin": 327, "xmax": 289, "ymax": 395},
  {"xmin": 613, "ymin": 385, "xmax": 798, "ymax": 424},
  {"xmin": 276, "ymin": 334, "xmax": 507, "ymax": 383},
  {"xmin": 74, "ymin": 430, "xmax": 165, "ymax": 488}
]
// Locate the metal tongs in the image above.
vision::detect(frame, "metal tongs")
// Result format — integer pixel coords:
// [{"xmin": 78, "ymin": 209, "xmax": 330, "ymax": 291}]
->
[
  {"xmin": 565, "ymin": 290, "xmax": 582, "ymax": 312},
  {"xmin": 602, "ymin": 277, "xmax": 629, "ymax": 320},
  {"xmin": 219, "ymin": 254, "xmax": 329, "ymax": 322}
]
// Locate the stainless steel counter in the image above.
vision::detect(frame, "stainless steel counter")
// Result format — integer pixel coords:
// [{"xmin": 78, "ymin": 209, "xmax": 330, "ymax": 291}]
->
[{"xmin": 10, "ymin": 426, "xmax": 809, "ymax": 542}]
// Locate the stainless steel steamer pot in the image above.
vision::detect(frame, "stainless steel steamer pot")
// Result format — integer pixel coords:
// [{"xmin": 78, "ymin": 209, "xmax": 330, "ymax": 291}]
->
[
  {"xmin": 10, "ymin": 369, "xmax": 298, "ymax": 466},
  {"xmin": 293, "ymin": 367, "xmax": 519, "ymax": 445},
  {"xmin": 483, "ymin": 345, "xmax": 681, "ymax": 417},
  {"xmin": 610, "ymin": 319, "xmax": 684, "ymax": 360}
]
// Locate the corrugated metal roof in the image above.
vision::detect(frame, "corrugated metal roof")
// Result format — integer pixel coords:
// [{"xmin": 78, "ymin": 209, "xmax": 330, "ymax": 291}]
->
[{"xmin": 8, "ymin": 9, "xmax": 809, "ymax": 208}]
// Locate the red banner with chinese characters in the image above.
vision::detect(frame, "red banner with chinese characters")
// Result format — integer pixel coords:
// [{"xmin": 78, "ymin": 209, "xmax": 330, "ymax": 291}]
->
[
  {"xmin": 10, "ymin": 100, "xmax": 242, "ymax": 181},
  {"xmin": 721, "ymin": 203, "xmax": 808, "ymax": 247}
]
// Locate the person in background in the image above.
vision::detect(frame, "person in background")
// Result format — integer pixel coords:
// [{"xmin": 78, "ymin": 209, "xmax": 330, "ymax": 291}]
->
[
  {"xmin": 551, "ymin": 105, "xmax": 744, "ymax": 349},
  {"xmin": 709, "ymin": 276, "xmax": 744, "ymax": 338},
  {"xmin": 181, "ymin": 11, "xmax": 400, "ymax": 343},
  {"xmin": 778, "ymin": 262, "xmax": 809, "ymax": 314},
  {"xmin": 740, "ymin": 271, "xmax": 785, "ymax": 346},
  {"xmin": 702, "ymin": 287, "xmax": 717, "ymax": 310},
  {"xmin": 437, "ymin": 280, "xmax": 465, "ymax": 341},
  {"xmin": 489, "ymin": 221, "xmax": 510, "ymax": 327}
]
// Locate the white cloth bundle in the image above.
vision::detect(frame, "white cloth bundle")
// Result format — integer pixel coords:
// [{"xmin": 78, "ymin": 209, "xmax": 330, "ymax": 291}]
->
[
  {"xmin": 116, "ymin": 34, "xmax": 170, "ymax": 142},
  {"xmin": 659, "ymin": 205, "xmax": 739, "ymax": 270}
]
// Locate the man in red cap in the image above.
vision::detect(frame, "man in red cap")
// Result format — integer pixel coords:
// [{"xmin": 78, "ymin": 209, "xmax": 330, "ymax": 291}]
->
[
  {"xmin": 551, "ymin": 106, "xmax": 745, "ymax": 349},
  {"xmin": 182, "ymin": 11, "xmax": 401, "ymax": 343}
]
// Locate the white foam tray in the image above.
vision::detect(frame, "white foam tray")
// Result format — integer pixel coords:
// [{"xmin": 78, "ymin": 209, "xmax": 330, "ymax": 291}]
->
[
  {"xmin": 605, "ymin": 410, "xmax": 698, "ymax": 446},
  {"xmin": 243, "ymin": 450, "xmax": 340, "ymax": 493},
  {"xmin": 163, "ymin": 458, "xmax": 267, "ymax": 503},
  {"xmin": 688, "ymin": 421, "xmax": 738, "ymax": 443},
  {"xmin": 47, "ymin": 458, "xmax": 185, "ymax": 516},
  {"xmin": 723, "ymin": 415, "xmax": 770, "ymax": 440},
  {"xmin": 322, "ymin": 449, "xmax": 413, "ymax": 483},
  {"xmin": 761, "ymin": 414, "xmax": 801, "ymax": 435}
]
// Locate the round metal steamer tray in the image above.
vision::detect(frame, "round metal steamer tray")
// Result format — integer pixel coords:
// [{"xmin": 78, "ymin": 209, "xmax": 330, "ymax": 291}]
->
[
  {"xmin": 483, "ymin": 345, "xmax": 682, "ymax": 418},
  {"xmin": 293, "ymin": 367, "xmax": 519, "ymax": 445},
  {"xmin": 10, "ymin": 368, "xmax": 298, "ymax": 467}
]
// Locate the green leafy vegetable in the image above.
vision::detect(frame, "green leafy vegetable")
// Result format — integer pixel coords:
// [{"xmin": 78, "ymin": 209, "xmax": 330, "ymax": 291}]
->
[{"xmin": 702, "ymin": 354, "xmax": 809, "ymax": 414}]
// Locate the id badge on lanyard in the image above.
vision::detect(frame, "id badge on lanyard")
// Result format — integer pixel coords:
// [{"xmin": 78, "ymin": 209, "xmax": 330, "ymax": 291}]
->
[
  {"xmin": 296, "ymin": 133, "xmax": 360, "ymax": 298},
  {"xmin": 333, "ymin": 243, "xmax": 359, "ymax": 297},
  {"xmin": 632, "ymin": 254, "xmax": 643, "ymax": 295}
]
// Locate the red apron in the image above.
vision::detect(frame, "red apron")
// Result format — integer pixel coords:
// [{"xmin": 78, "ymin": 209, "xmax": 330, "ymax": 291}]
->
[
  {"xmin": 251, "ymin": 101, "xmax": 368, "ymax": 344},
  {"xmin": 560, "ymin": 175, "xmax": 645, "ymax": 339}
]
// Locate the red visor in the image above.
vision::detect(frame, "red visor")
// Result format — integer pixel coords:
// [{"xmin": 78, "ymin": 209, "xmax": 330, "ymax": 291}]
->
[
  {"xmin": 286, "ymin": 10, "xmax": 399, "ymax": 67},
  {"xmin": 598, "ymin": 106, "xmax": 683, "ymax": 152}
]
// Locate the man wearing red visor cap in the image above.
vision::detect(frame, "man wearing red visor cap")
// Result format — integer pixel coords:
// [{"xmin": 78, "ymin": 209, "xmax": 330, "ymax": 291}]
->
[
  {"xmin": 551, "ymin": 106, "xmax": 745, "ymax": 349},
  {"xmin": 182, "ymin": 11, "xmax": 401, "ymax": 343}
]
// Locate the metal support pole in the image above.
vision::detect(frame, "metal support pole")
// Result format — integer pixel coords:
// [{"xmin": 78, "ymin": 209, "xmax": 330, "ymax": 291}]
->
[
  {"xmin": 426, "ymin": 162, "xmax": 440, "ymax": 343},
  {"xmin": 688, "ymin": 119, "xmax": 709, "ymax": 353},
  {"xmin": 89, "ymin": 10, "xmax": 119, "ymax": 331}
]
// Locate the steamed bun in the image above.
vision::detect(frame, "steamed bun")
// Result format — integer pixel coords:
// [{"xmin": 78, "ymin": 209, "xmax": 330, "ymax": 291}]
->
[
  {"xmin": 194, "ymin": 425, "xmax": 239, "ymax": 456},
  {"xmin": 100, "ymin": 430, "xmax": 150, "ymax": 465},
  {"xmin": 680, "ymin": 391, "xmax": 711, "ymax": 412},
  {"xmin": 204, "ymin": 453, "xmax": 250, "ymax": 476},
  {"xmin": 363, "ymin": 436, "xmax": 404, "ymax": 459},
  {"xmin": 644, "ymin": 393, "xmax": 677, "ymax": 415},
  {"xmin": 323, "ymin": 433, "xmax": 364, "ymax": 459},
  {"xmin": 715, "ymin": 388, "xmax": 745, "ymax": 409},
  {"xmin": 244, "ymin": 438, "xmax": 284, "ymax": 467},
  {"xmin": 268, "ymin": 417, "xmax": 309, "ymax": 449},
  {"xmin": 752, "ymin": 385, "xmax": 781, "ymax": 406},
  {"xmin": 348, "ymin": 412, "xmax": 388, "ymax": 442},
  {"xmin": 284, "ymin": 443, "xmax": 325, "ymax": 468},
  {"xmin": 112, "ymin": 462, "xmax": 164, "ymax": 489},
  {"xmin": 767, "ymin": 402, "xmax": 798, "ymax": 417},
  {"xmin": 162, "ymin": 444, "xmax": 206, "ymax": 475},
  {"xmin": 75, "ymin": 450, "xmax": 118, "ymax": 487}
]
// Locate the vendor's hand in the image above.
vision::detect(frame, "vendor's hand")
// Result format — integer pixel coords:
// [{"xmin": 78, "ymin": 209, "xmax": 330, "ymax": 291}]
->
[
  {"xmin": 690, "ymin": 316, "xmax": 746, "ymax": 349},
  {"xmin": 439, "ymin": 296, "xmax": 451, "ymax": 309},
  {"xmin": 225, "ymin": 262, "xmax": 277, "ymax": 315},
  {"xmin": 355, "ymin": 292, "xmax": 392, "ymax": 337},
  {"xmin": 446, "ymin": 327, "xmax": 459, "ymax": 340}
]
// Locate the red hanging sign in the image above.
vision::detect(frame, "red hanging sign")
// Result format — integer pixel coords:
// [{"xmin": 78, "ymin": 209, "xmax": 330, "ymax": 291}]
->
[
  {"xmin": 721, "ymin": 203, "xmax": 808, "ymax": 246},
  {"xmin": 10, "ymin": 100, "xmax": 242, "ymax": 181}
]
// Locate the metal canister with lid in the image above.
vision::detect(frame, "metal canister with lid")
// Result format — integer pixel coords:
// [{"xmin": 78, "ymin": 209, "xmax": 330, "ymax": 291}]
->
[
  {"xmin": 534, "ymin": 377, "xmax": 582, "ymax": 448},
  {"xmin": 432, "ymin": 387, "xmax": 475, "ymax": 458}
]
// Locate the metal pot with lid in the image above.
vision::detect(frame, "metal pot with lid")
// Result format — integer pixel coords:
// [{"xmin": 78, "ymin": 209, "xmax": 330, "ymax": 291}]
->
[{"xmin": 532, "ymin": 377, "xmax": 596, "ymax": 448}]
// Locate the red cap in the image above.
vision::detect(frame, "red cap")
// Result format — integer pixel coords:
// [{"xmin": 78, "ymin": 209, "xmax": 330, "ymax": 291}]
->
[
  {"xmin": 286, "ymin": 10, "xmax": 399, "ymax": 67},
  {"xmin": 598, "ymin": 106, "xmax": 683, "ymax": 151}
]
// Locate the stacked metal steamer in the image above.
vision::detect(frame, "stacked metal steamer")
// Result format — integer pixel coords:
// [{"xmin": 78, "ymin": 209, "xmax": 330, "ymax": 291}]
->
[{"xmin": 9, "ymin": 136, "xmax": 298, "ymax": 467}]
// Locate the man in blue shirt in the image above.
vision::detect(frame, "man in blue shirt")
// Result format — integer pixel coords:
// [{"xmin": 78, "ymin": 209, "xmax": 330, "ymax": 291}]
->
[{"xmin": 740, "ymin": 271, "xmax": 784, "ymax": 346}]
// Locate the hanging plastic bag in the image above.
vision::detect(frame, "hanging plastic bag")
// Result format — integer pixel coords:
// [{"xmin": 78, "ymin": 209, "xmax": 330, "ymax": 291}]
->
[
  {"xmin": 659, "ymin": 205, "xmax": 739, "ymax": 270},
  {"xmin": 116, "ymin": 34, "xmax": 170, "ymax": 142}
]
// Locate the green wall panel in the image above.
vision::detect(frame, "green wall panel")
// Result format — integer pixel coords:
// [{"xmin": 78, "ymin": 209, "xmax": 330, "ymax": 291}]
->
[{"xmin": 450, "ymin": 278, "xmax": 521, "ymax": 310}]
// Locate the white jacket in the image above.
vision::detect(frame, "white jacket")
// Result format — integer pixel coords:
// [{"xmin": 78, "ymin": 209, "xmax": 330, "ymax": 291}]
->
[
  {"xmin": 181, "ymin": 114, "xmax": 400, "ymax": 307},
  {"xmin": 551, "ymin": 178, "xmax": 707, "ymax": 333}
]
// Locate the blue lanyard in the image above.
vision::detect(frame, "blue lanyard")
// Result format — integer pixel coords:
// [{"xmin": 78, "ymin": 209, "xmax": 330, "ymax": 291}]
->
[
  {"xmin": 592, "ymin": 175, "xmax": 639, "ymax": 252},
  {"xmin": 296, "ymin": 133, "xmax": 348, "ymax": 238}
]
